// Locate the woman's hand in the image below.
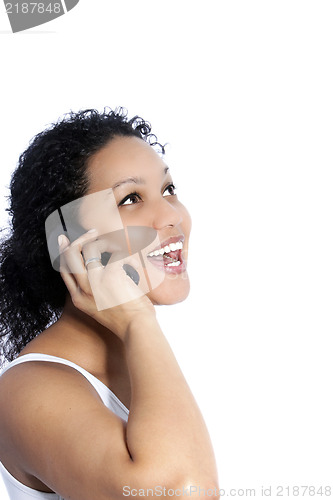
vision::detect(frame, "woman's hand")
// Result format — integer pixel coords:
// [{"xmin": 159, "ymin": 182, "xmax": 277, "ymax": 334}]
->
[{"xmin": 58, "ymin": 229, "xmax": 155, "ymax": 340}]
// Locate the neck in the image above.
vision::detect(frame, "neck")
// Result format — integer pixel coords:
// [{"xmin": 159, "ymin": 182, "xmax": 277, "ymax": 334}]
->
[{"xmin": 56, "ymin": 294, "xmax": 127, "ymax": 377}]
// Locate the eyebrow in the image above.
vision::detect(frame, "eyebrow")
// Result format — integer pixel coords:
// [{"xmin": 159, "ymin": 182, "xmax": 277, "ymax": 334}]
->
[{"xmin": 111, "ymin": 166, "xmax": 169, "ymax": 190}]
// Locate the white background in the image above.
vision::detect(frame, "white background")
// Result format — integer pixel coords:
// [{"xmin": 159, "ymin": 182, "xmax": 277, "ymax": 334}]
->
[{"xmin": 0, "ymin": 1, "xmax": 333, "ymax": 498}]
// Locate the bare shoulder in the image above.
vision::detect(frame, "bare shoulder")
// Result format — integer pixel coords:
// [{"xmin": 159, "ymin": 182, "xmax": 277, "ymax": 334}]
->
[
  {"xmin": 0, "ymin": 360, "xmax": 130, "ymax": 500},
  {"xmin": 0, "ymin": 359, "xmax": 103, "ymax": 416}
]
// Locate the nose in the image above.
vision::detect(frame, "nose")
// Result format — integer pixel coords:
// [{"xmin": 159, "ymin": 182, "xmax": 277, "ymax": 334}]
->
[{"xmin": 152, "ymin": 197, "xmax": 183, "ymax": 230}]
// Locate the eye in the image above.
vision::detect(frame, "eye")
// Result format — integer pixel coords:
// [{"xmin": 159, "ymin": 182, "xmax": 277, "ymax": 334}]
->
[
  {"xmin": 163, "ymin": 183, "xmax": 177, "ymax": 196},
  {"xmin": 118, "ymin": 192, "xmax": 142, "ymax": 206}
]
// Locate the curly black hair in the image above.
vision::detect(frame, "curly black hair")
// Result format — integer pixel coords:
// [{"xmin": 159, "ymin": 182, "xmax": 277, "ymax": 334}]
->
[{"xmin": 0, "ymin": 107, "xmax": 165, "ymax": 365}]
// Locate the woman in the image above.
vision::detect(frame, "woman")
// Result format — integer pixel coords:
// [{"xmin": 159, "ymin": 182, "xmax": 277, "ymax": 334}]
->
[{"xmin": 0, "ymin": 108, "xmax": 219, "ymax": 500}]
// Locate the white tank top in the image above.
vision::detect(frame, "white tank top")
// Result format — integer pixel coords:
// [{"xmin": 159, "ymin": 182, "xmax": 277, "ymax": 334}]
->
[{"xmin": 0, "ymin": 353, "xmax": 129, "ymax": 500}]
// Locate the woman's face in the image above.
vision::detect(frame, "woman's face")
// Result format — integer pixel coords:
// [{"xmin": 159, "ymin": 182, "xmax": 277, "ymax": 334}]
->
[{"xmin": 83, "ymin": 135, "xmax": 191, "ymax": 305}]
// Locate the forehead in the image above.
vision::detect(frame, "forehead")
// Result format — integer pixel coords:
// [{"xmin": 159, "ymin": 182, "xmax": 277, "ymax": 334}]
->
[{"xmin": 86, "ymin": 135, "xmax": 167, "ymax": 193}]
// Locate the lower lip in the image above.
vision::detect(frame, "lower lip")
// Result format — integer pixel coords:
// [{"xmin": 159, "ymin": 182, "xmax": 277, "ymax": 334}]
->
[{"xmin": 147, "ymin": 253, "xmax": 187, "ymax": 275}]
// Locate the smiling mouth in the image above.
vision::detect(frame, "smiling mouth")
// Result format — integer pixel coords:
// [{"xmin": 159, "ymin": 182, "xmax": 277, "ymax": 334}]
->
[{"xmin": 146, "ymin": 238, "xmax": 185, "ymax": 272}]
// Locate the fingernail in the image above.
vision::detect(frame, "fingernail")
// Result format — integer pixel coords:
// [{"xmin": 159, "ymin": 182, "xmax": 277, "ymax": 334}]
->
[
  {"xmin": 58, "ymin": 235, "xmax": 64, "ymax": 247},
  {"xmin": 87, "ymin": 228, "xmax": 97, "ymax": 233}
]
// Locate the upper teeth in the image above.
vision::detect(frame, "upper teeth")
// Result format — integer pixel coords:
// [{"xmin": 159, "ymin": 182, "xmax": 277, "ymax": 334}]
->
[{"xmin": 147, "ymin": 240, "xmax": 183, "ymax": 257}]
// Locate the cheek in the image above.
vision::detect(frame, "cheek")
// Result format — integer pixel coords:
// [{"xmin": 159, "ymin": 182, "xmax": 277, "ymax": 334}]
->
[
  {"xmin": 118, "ymin": 205, "xmax": 149, "ymax": 228},
  {"xmin": 147, "ymin": 273, "xmax": 191, "ymax": 305},
  {"xmin": 177, "ymin": 201, "xmax": 192, "ymax": 235},
  {"xmin": 179, "ymin": 204, "xmax": 192, "ymax": 264}
]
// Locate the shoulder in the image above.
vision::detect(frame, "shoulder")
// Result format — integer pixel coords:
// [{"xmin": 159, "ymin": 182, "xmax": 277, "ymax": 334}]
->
[
  {"xmin": 0, "ymin": 358, "xmax": 101, "ymax": 399},
  {"xmin": 0, "ymin": 360, "xmax": 108, "ymax": 464},
  {"xmin": 0, "ymin": 359, "xmax": 130, "ymax": 499},
  {"xmin": 0, "ymin": 359, "xmax": 104, "ymax": 424},
  {"xmin": 0, "ymin": 361, "xmax": 102, "ymax": 450}
]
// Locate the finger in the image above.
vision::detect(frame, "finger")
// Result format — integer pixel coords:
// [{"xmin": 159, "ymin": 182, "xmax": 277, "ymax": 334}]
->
[
  {"xmin": 104, "ymin": 253, "xmax": 141, "ymax": 273},
  {"xmin": 61, "ymin": 229, "xmax": 98, "ymax": 274},
  {"xmin": 59, "ymin": 230, "xmax": 99, "ymax": 294},
  {"xmin": 89, "ymin": 256, "xmax": 146, "ymax": 312},
  {"xmin": 58, "ymin": 234, "xmax": 79, "ymax": 297},
  {"xmin": 81, "ymin": 238, "xmax": 104, "ymax": 272},
  {"xmin": 103, "ymin": 254, "xmax": 144, "ymax": 291}
]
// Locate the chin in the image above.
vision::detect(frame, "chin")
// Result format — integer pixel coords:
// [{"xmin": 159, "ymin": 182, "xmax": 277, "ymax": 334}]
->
[{"xmin": 147, "ymin": 273, "xmax": 190, "ymax": 305}]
